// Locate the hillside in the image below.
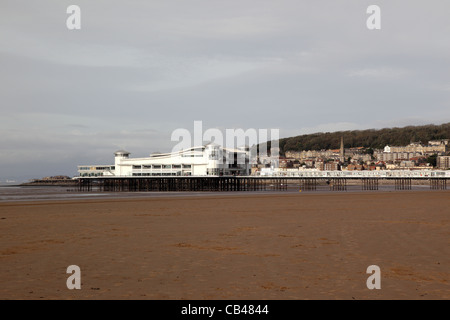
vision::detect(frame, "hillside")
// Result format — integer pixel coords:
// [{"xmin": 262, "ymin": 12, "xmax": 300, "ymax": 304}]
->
[{"xmin": 277, "ymin": 123, "xmax": 450, "ymax": 154}]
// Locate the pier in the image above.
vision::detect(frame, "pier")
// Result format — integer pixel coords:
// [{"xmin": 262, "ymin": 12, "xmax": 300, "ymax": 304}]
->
[
  {"xmin": 77, "ymin": 176, "xmax": 288, "ymax": 192},
  {"xmin": 77, "ymin": 175, "xmax": 449, "ymax": 192}
]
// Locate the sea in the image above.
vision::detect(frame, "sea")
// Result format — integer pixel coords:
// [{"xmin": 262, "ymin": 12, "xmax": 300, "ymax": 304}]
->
[{"xmin": 0, "ymin": 183, "xmax": 434, "ymax": 202}]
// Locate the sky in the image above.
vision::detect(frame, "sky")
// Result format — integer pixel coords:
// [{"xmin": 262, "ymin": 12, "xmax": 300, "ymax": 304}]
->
[{"xmin": 1, "ymin": 0, "xmax": 450, "ymax": 181}]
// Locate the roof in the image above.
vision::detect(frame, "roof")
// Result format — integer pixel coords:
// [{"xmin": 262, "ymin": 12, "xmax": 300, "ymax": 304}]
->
[
  {"xmin": 205, "ymin": 142, "xmax": 220, "ymax": 147},
  {"xmin": 114, "ymin": 150, "xmax": 130, "ymax": 155}
]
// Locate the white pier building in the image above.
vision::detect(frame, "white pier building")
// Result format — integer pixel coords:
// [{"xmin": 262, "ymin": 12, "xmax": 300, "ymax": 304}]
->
[{"xmin": 78, "ymin": 144, "xmax": 251, "ymax": 177}]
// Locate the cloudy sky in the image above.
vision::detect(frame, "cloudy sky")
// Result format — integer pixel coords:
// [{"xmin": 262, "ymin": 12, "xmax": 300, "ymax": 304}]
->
[{"xmin": 1, "ymin": 0, "xmax": 450, "ymax": 181}]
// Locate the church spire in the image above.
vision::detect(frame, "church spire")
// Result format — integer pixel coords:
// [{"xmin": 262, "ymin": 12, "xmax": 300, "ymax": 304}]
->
[{"xmin": 340, "ymin": 136, "xmax": 344, "ymax": 162}]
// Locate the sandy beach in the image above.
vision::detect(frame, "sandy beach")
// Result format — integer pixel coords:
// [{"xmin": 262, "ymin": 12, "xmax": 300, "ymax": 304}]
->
[{"xmin": 0, "ymin": 190, "xmax": 449, "ymax": 300}]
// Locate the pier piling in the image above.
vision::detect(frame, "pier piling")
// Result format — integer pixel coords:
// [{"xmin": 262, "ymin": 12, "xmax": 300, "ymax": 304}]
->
[{"xmin": 77, "ymin": 176, "xmax": 448, "ymax": 193}]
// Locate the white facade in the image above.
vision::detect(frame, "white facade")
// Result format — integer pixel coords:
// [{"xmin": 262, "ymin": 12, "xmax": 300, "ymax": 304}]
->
[
  {"xmin": 78, "ymin": 144, "xmax": 250, "ymax": 177},
  {"xmin": 375, "ymin": 151, "xmax": 423, "ymax": 162}
]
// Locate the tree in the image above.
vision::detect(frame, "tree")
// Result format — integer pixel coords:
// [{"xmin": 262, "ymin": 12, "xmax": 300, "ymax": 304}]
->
[
  {"xmin": 275, "ymin": 123, "xmax": 450, "ymax": 153},
  {"xmin": 426, "ymin": 154, "xmax": 438, "ymax": 167},
  {"xmin": 364, "ymin": 148, "xmax": 374, "ymax": 156}
]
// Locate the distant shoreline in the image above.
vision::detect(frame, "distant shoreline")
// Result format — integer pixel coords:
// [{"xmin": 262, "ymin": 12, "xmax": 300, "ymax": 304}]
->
[{"xmin": 19, "ymin": 180, "xmax": 78, "ymax": 187}]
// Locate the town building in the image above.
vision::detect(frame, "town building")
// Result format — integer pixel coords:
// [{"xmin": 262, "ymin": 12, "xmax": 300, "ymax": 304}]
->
[
  {"xmin": 437, "ymin": 156, "xmax": 450, "ymax": 169},
  {"xmin": 346, "ymin": 164, "xmax": 365, "ymax": 171},
  {"xmin": 375, "ymin": 151, "xmax": 423, "ymax": 162},
  {"xmin": 324, "ymin": 161, "xmax": 341, "ymax": 171},
  {"xmin": 315, "ymin": 159, "xmax": 325, "ymax": 171},
  {"xmin": 383, "ymin": 140, "xmax": 448, "ymax": 154}
]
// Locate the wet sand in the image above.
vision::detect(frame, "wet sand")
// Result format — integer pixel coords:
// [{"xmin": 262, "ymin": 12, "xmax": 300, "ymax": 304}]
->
[{"xmin": 0, "ymin": 191, "xmax": 449, "ymax": 300}]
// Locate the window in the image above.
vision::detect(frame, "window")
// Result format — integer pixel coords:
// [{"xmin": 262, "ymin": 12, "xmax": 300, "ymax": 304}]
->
[
  {"xmin": 133, "ymin": 165, "xmax": 142, "ymax": 170},
  {"xmin": 95, "ymin": 166, "xmax": 112, "ymax": 171},
  {"xmin": 207, "ymin": 168, "xmax": 220, "ymax": 175}
]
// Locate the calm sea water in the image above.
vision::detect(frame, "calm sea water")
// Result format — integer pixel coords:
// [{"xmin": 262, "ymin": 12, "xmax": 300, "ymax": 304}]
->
[
  {"xmin": 0, "ymin": 186, "xmax": 106, "ymax": 202},
  {"xmin": 0, "ymin": 183, "xmax": 434, "ymax": 202}
]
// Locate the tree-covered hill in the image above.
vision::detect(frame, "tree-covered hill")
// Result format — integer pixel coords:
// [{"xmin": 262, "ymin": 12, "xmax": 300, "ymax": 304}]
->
[{"xmin": 278, "ymin": 123, "xmax": 450, "ymax": 154}]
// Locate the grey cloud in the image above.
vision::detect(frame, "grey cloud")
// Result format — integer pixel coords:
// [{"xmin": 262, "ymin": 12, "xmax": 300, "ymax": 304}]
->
[{"xmin": 1, "ymin": 0, "xmax": 450, "ymax": 180}]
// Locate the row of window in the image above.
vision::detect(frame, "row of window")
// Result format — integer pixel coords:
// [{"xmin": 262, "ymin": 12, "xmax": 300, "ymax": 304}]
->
[
  {"xmin": 80, "ymin": 173, "xmax": 104, "ymax": 177},
  {"xmin": 79, "ymin": 166, "xmax": 115, "ymax": 171},
  {"xmin": 132, "ymin": 164, "xmax": 191, "ymax": 170},
  {"xmin": 207, "ymin": 168, "xmax": 221, "ymax": 175},
  {"xmin": 132, "ymin": 172, "xmax": 192, "ymax": 176}
]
